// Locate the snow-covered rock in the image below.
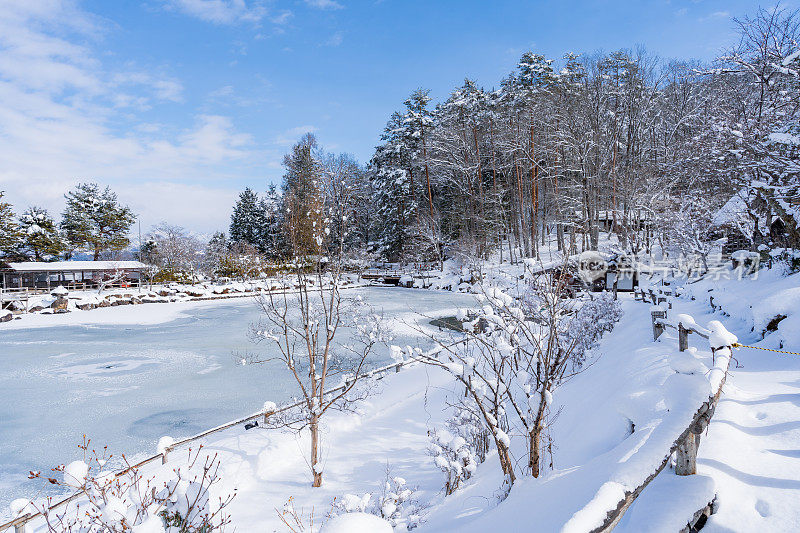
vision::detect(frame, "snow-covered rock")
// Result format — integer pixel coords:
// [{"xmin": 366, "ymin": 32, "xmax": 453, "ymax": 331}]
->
[{"xmin": 50, "ymin": 285, "xmax": 69, "ymax": 297}]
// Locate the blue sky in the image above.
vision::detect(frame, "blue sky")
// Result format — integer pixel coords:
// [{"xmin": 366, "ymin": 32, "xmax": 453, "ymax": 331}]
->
[{"xmin": 0, "ymin": 0, "xmax": 776, "ymax": 233}]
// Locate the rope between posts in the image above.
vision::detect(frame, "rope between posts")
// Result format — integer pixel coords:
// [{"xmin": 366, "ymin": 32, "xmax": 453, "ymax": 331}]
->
[{"xmin": 732, "ymin": 342, "xmax": 800, "ymax": 356}]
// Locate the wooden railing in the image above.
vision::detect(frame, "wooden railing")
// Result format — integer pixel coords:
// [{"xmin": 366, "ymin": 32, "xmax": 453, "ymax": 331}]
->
[
  {"xmin": 360, "ymin": 269, "xmax": 406, "ymax": 279},
  {"xmin": 0, "ymin": 340, "xmax": 463, "ymax": 533},
  {"xmin": 589, "ymin": 301, "xmax": 733, "ymax": 532}
]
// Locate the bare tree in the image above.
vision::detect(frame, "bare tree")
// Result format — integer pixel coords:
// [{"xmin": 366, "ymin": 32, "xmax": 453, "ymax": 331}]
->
[
  {"xmin": 244, "ymin": 143, "xmax": 387, "ymax": 487},
  {"xmin": 146, "ymin": 222, "xmax": 203, "ymax": 281}
]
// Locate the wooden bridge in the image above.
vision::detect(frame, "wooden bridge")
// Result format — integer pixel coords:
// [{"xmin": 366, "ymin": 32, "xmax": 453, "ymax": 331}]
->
[{"xmin": 359, "ymin": 268, "xmax": 406, "ymax": 284}]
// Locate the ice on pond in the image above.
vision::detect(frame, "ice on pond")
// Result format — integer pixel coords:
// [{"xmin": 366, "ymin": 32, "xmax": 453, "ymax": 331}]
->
[{"xmin": 0, "ymin": 287, "xmax": 475, "ymax": 518}]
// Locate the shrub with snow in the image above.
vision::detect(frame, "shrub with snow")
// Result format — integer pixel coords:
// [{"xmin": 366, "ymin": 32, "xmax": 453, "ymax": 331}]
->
[
  {"xmin": 28, "ymin": 438, "xmax": 234, "ymax": 532},
  {"xmin": 332, "ymin": 469, "xmax": 423, "ymax": 530},
  {"xmin": 428, "ymin": 428, "xmax": 478, "ymax": 495}
]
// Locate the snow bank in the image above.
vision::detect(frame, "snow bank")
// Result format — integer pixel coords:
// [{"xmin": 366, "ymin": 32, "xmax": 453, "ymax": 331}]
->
[
  {"xmin": 321, "ymin": 513, "xmax": 392, "ymax": 533},
  {"xmin": 561, "ymin": 481, "xmax": 626, "ymax": 533}
]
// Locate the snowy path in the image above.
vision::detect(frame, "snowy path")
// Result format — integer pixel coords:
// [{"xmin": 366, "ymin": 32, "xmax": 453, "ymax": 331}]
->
[
  {"xmin": 699, "ymin": 352, "xmax": 800, "ymax": 531},
  {"xmin": 625, "ymin": 272, "xmax": 800, "ymax": 532}
]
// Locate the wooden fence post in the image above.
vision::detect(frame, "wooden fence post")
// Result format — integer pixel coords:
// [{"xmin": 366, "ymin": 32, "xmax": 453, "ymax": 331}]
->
[
  {"xmin": 14, "ymin": 516, "xmax": 29, "ymax": 533},
  {"xmin": 675, "ymin": 432, "xmax": 697, "ymax": 475},
  {"xmin": 678, "ymin": 323, "xmax": 689, "ymax": 352},
  {"xmin": 651, "ymin": 309, "xmax": 667, "ymax": 341}
]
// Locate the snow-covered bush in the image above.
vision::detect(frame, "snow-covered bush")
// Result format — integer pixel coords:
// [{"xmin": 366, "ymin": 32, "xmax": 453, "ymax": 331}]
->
[
  {"xmin": 332, "ymin": 469, "xmax": 423, "ymax": 530},
  {"xmin": 445, "ymin": 403, "xmax": 490, "ymax": 464},
  {"xmin": 428, "ymin": 428, "xmax": 478, "ymax": 495},
  {"xmin": 418, "ymin": 272, "xmax": 623, "ymax": 484},
  {"xmin": 565, "ymin": 292, "xmax": 623, "ymax": 367},
  {"xmin": 27, "ymin": 437, "xmax": 234, "ymax": 532}
]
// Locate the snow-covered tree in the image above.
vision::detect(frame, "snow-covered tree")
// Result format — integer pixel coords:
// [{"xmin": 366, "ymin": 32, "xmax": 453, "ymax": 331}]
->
[
  {"xmin": 245, "ymin": 139, "xmax": 388, "ymax": 488},
  {"xmin": 229, "ymin": 187, "xmax": 267, "ymax": 251},
  {"xmin": 0, "ymin": 191, "xmax": 22, "ymax": 257},
  {"xmin": 418, "ymin": 273, "xmax": 621, "ymax": 484},
  {"xmin": 60, "ymin": 183, "xmax": 136, "ymax": 260},
  {"xmin": 18, "ymin": 206, "xmax": 65, "ymax": 261},
  {"xmin": 282, "ymin": 134, "xmax": 327, "ymax": 258},
  {"xmin": 201, "ymin": 231, "xmax": 228, "ymax": 278},
  {"xmin": 145, "ymin": 222, "xmax": 203, "ymax": 281}
]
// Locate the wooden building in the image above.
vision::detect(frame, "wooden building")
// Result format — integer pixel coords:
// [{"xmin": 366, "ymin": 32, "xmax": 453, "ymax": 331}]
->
[{"xmin": 0, "ymin": 261, "xmax": 147, "ymax": 291}]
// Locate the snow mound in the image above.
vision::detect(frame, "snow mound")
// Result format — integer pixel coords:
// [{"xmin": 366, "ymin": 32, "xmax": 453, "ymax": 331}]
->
[
  {"xmin": 321, "ymin": 512, "xmax": 392, "ymax": 533},
  {"xmin": 50, "ymin": 285, "xmax": 69, "ymax": 297},
  {"xmin": 669, "ymin": 348, "xmax": 709, "ymax": 375},
  {"xmin": 9, "ymin": 498, "xmax": 34, "ymax": 518},
  {"xmin": 63, "ymin": 460, "xmax": 88, "ymax": 487},
  {"xmin": 706, "ymin": 320, "xmax": 738, "ymax": 350},
  {"xmin": 157, "ymin": 436, "xmax": 174, "ymax": 455}
]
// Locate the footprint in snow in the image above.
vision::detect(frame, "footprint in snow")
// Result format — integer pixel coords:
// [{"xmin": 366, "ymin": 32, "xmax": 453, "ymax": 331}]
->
[
  {"xmin": 755, "ymin": 499, "xmax": 771, "ymax": 518},
  {"xmin": 756, "ymin": 412, "xmax": 768, "ymax": 420}
]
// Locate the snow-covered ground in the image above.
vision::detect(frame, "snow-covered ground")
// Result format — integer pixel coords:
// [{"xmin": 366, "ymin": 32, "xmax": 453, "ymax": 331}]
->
[
  {"xmin": 5, "ymin": 295, "xmax": 722, "ymax": 531},
  {"xmin": 7, "ymin": 261, "xmax": 800, "ymax": 532},
  {"xmin": 678, "ymin": 268, "xmax": 800, "ymax": 531},
  {"xmin": 0, "ymin": 287, "xmax": 476, "ymax": 521}
]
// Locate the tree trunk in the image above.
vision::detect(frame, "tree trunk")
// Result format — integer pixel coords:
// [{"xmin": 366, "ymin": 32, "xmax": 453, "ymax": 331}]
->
[
  {"xmin": 310, "ymin": 414, "xmax": 322, "ymax": 487},
  {"xmin": 529, "ymin": 389, "xmax": 548, "ymax": 477},
  {"xmin": 529, "ymin": 426, "xmax": 542, "ymax": 478},
  {"xmin": 496, "ymin": 438, "xmax": 516, "ymax": 485}
]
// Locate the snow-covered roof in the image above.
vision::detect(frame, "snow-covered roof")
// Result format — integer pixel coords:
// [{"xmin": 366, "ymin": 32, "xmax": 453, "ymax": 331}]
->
[
  {"xmin": 712, "ymin": 189, "xmax": 751, "ymax": 228},
  {"xmin": 4, "ymin": 261, "xmax": 147, "ymax": 272}
]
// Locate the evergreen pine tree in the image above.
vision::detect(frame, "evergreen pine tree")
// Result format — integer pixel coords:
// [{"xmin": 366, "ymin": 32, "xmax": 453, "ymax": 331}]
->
[
  {"xmin": 282, "ymin": 134, "xmax": 326, "ymax": 257},
  {"xmin": 0, "ymin": 191, "xmax": 22, "ymax": 257},
  {"xmin": 261, "ymin": 184, "xmax": 287, "ymax": 260},
  {"xmin": 60, "ymin": 183, "xmax": 136, "ymax": 260},
  {"xmin": 19, "ymin": 206, "xmax": 65, "ymax": 261},
  {"xmin": 229, "ymin": 188, "xmax": 267, "ymax": 251},
  {"xmin": 369, "ymin": 100, "xmax": 427, "ymax": 261}
]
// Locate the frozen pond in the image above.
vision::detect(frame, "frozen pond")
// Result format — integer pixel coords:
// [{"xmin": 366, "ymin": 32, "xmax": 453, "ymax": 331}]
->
[{"xmin": 0, "ymin": 287, "xmax": 475, "ymax": 517}]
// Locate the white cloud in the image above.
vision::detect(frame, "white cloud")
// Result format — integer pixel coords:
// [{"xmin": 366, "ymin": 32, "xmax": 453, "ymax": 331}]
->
[
  {"xmin": 271, "ymin": 10, "xmax": 293, "ymax": 24},
  {"xmin": 0, "ymin": 0, "xmax": 263, "ymax": 233},
  {"xmin": 304, "ymin": 0, "xmax": 343, "ymax": 10},
  {"xmin": 699, "ymin": 11, "xmax": 730, "ymax": 22},
  {"xmin": 275, "ymin": 125, "xmax": 318, "ymax": 145},
  {"xmin": 209, "ymin": 85, "xmax": 235, "ymax": 98},
  {"xmin": 112, "ymin": 72, "xmax": 185, "ymax": 104},
  {"xmin": 165, "ymin": 0, "xmax": 267, "ymax": 24}
]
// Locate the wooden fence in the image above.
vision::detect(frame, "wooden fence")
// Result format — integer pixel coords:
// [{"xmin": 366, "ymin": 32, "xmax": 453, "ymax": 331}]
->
[{"xmin": 590, "ymin": 300, "xmax": 732, "ymax": 532}]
